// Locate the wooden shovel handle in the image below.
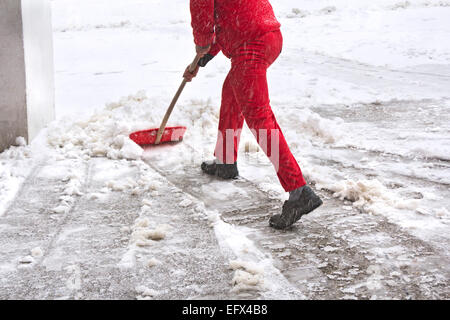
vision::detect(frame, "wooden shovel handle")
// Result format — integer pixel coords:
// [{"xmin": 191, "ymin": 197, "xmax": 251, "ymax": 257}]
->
[{"xmin": 154, "ymin": 54, "xmax": 203, "ymax": 145}]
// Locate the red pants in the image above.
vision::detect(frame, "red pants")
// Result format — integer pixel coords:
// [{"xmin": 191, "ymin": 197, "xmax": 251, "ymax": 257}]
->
[{"xmin": 214, "ymin": 30, "xmax": 307, "ymax": 192}]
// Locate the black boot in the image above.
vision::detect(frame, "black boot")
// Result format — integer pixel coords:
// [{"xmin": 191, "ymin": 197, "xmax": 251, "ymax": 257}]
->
[
  {"xmin": 269, "ymin": 186, "xmax": 323, "ymax": 229},
  {"xmin": 201, "ymin": 160, "xmax": 239, "ymax": 179}
]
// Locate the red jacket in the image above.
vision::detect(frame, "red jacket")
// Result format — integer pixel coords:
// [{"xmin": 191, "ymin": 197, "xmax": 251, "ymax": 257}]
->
[{"xmin": 190, "ymin": 0, "xmax": 281, "ymax": 58}]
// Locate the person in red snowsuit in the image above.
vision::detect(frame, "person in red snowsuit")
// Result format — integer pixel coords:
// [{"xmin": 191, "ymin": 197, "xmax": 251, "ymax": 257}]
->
[{"xmin": 184, "ymin": 0, "xmax": 322, "ymax": 229}]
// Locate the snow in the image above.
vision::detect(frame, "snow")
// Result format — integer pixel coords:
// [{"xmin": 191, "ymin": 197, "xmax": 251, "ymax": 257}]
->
[
  {"xmin": 135, "ymin": 285, "xmax": 159, "ymax": 299},
  {"xmin": 47, "ymin": 91, "xmax": 150, "ymax": 161},
  {"xmin": 18, "ymin": 256, "xmax": 35, "ymax": 265},
  {"xmin": 0, "ymin": 130, "xmax": 49, "ymax": 217},
  {"xmin": 15, "ymin": 137, "xmax": 27, "ymax": 147},
  {"xmin": 211, "ymin": 216, "xmax": 304, "ymax": 299},
  {"xmin": 131, "ymin": 224, "xmax": 169, "ymax": 246},
  {"xmin": 146, "ymin": 258, "xmax": 161, "ymax": 268},
  {"xmin": 31, "ymin": 247, "xmax": 44, "ymax": 258},
  {"xmin": 179, "ymin": 199, "xmax": 193, "ymax": 208}
]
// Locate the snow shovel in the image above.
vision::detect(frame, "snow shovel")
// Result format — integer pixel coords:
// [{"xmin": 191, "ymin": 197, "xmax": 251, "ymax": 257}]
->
[{"xmin": 129, "ymin": 53, "xmax": 203, "ymax": 146}]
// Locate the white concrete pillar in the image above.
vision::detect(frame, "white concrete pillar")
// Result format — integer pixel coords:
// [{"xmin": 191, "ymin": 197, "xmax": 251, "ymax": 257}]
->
[{"xmin": 0, "ymin": 0, "xmax": 55, "ymax": 152}]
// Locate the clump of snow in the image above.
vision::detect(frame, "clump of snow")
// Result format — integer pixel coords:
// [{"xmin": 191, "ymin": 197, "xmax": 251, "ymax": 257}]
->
[
  {"xmin": 86, "ymin": 192, "xmax": 107, "ymax": 201},
  {"xmin": 230, "ymin": 261, "xmax": 265, "ymax": 293},
  {"xmin": 52, "ymin": 169, "xmax": 84, "ymax": 214},
  {"xmin": 131, "ymin": 224, "xmax": 170, "ymax": 246},
  {"xmin": 146, "ymin": 226, "xmax": 169, "ymax": 241},
  {"xmin": 230, "ymin": 260, "xmax": 264, "ymax": 276},
  {"xmin": 135, "ymin": 285, "xmax": 159, "ymax": 299},
  {"xmin": 130, "ymin": 230, "xmax": 154, "ymax": 247},
  {"xmin": 53, "ymin": 205, "xmax": 70, "ymax": 214},
  {"xmin": 179, "ymin": 199, "xmax": 192, "ymax": 208},
  {"xmin": 31, "ymin": 247, "xmax": 44, "ymax": 258},
  {"xmin": 15, "ymin": 137, "xmax": 27, "ymax": 147},
  {"xmin": 142, "ymin": 199, "xmax": 153, "ymax": 206},
  {"xmin": 322, "ymin": 246, "xmax": 338, "ymax": 253},
  {"xmin": 105, "ymin": 178, "xmax": 137, "ymax": 192},
  {"xmin": 147, "ymin": 258, "xmax": 161, "ymax": 267}
]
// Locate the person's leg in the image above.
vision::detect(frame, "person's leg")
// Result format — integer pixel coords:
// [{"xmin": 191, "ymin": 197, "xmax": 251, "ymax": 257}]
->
[
  {"xmin": 201, "ymin": 70, "xmax": 243, "ymax": 179},
  {"xmin": 229, "ymin": 31, "xmax": 306, "ymax": 192},
  {"xmin": 214, "ymin": 72, "xmax": 245, "ymax": 164}
]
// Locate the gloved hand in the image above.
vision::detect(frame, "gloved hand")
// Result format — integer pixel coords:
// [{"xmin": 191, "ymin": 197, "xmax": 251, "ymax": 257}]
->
[
  {"xmin": 183, "ymin": 64, "xmax": 199, "ymax": 82},
  {"xmin": 184, "ymin": 44, "xmax": 215, "ymax": 81},
  {"xmin": 198, "ymin": 54, "xmax": 215, "ymax": 67}
]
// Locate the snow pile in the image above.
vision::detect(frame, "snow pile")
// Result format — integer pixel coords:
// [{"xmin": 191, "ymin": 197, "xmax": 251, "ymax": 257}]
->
[
  {"xmin": 282, "ymin": 108, "xmax": 344, "ymax": 144},
  {"xmin": 325, "ymin": 178, "xmax": 421, "ymax": 214},
  {"xmin": 47, "ymin": 91, "xmax": 154, "ymax": 161},
  {"xmin": 299, "ymin": 110, "xmax": 344, "ymax": 144},
  {"xmin": 46, "ymin": 91, "xmax": 217, "ymax": 165},
  {"xmin": 176, "ymin": 98, "xmax": 219, "ymax": 148}
]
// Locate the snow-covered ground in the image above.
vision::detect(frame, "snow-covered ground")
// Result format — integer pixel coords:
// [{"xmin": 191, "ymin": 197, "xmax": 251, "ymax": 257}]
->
[{"xmin": 0, "ymin": 0, "xmax": 449, "ymax": 299}]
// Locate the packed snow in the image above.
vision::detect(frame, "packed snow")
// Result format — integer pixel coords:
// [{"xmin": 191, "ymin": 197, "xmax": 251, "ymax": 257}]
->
[{"xmin": 0, "ymin": 0, "xmax": 449, "ymax": 299}]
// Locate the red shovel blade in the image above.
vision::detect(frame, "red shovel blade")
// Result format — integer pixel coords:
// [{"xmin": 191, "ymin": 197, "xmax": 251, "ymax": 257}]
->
[{"xmin": 129, "ymin": 126, "xmax": 187, "ymax": 146}]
